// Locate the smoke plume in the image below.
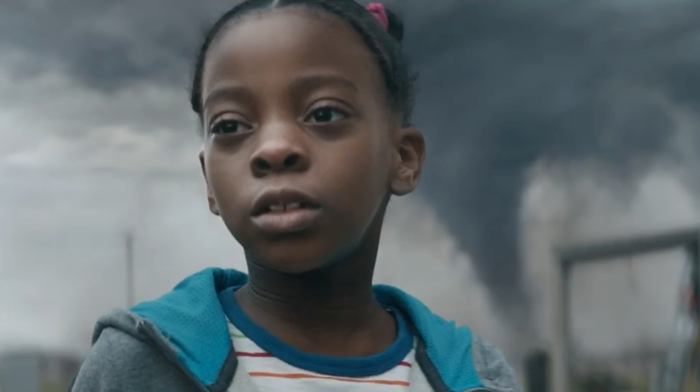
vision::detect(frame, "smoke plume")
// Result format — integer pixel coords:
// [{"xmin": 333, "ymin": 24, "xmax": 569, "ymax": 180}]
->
[{"xmin": 404, "ymin": 1, "xmax": 700, "ymax": 325}]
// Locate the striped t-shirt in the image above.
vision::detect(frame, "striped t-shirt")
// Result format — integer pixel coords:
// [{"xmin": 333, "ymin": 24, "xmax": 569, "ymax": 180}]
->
[
  {"xmin": 218, "ymin": 287, "xmax": 417, "ymax": 392},
  {"xmin": 228, "ymin": 323, "xmax": 416, "ymax": 391}
]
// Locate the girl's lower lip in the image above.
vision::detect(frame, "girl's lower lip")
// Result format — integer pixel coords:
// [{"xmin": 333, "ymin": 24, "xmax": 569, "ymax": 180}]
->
[{"xmin": 251, "ymin": 208, "xmax": 321, "ymax": 234}]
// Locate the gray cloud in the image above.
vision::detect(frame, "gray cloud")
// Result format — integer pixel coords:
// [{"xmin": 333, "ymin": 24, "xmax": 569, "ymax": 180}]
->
[
  {"xmin": 0, "ymin": 0, "xmax": 234, "ymax": 90},
  {"xmin": 2, "ymin": 0, "xmax": 700, "ymax": 336},
  {"xmin": 406, "ymin": 1, "xmax": 700, "ymax": 325}
]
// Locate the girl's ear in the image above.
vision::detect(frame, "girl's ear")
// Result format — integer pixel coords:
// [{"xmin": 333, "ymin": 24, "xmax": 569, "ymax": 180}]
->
[
  {"xmin": 389, "ymin": 127, "xmax": 426, "ymax": 196},
  {"xmin": 199, "ymin": 151, "xmax": 220, "ymax": 216}
]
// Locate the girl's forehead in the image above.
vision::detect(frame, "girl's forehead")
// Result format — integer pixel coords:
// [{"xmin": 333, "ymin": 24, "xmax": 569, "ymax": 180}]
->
[{"xmin": 202, "ymin": 8, "xmax": 383, "ymax": 93}]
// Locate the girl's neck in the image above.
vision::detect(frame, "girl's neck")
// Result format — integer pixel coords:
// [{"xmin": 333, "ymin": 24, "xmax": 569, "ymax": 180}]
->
[
  {"xmin": 235, "ymin": 223, "xmax": 398, "ymax": 357},
  {"xmin": 241, "ymin": 244, "xmax": 381, "ymax": 331}
]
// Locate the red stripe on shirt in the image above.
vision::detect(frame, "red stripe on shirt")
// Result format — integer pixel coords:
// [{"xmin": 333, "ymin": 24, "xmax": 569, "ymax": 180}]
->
[{"xmin": 236, "ymin": 352, "xmax": 274, "ymax": 357}]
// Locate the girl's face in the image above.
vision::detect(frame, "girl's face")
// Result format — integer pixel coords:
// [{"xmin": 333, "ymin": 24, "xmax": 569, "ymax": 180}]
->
[{"xmin": 199, "ymin": 8, "xmax": 423, "ymax": 273}]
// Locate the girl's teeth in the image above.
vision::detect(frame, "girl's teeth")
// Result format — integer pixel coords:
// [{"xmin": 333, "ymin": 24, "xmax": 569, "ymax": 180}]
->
[{"xmin": 268, "ymin": 202, "xmax": 305, "ymax": 212}]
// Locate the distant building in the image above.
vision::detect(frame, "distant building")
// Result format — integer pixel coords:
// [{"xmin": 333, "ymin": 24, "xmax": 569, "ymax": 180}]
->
[{"xmin": 0, "ymin": 351, "xmax": 81, "ymax": 392}]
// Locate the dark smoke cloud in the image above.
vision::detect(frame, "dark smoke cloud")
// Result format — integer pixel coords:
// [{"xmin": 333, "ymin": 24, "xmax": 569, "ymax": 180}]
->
[
  {"xmin": 404, "ymin": 1, "xmax": 700, "ymax": 324},
  {"xmin": 2, "ymin": 0, "xmax": 699, "ymax": 327}
]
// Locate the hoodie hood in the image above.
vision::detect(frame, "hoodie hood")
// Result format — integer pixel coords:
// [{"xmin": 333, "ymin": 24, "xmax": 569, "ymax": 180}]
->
[{"xmin": 91, "ymin": 268, "xmax": 509, "ymax": 392}]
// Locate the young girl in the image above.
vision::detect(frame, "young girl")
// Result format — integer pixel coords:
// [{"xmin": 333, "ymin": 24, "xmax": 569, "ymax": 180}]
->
[{"xmin": 70, "ymin": 1, "xmax": 521, "ymax": 391}]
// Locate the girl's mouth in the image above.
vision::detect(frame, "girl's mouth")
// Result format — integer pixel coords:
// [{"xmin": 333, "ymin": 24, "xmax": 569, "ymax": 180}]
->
[
  {"xmin": 250, "ymin": 188, "xmax": 322, "ymax": 234},
  {"xmin": 252, "ymin": 205, "xmax": 322, "ymax": 234},
  {"xmin": 265, "ymin": 201, "xmax": 317, "ymax": 213}
]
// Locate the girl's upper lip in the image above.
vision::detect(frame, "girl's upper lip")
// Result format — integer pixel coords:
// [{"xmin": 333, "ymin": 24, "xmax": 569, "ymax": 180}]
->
[{"xmin": 250, "ymin": 188, "xmax": 321, "ymax": 216}]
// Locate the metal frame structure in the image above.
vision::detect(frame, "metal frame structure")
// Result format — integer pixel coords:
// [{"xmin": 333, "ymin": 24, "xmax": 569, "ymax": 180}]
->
[{"xmin": 550, "ymin": 227, "xmax": 700, "ymax": 392}]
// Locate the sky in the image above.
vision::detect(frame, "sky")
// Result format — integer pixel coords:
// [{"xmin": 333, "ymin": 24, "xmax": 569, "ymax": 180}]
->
[{"xmin": 1, "ymin": 0, "xmax": 700, "ymax": 367}]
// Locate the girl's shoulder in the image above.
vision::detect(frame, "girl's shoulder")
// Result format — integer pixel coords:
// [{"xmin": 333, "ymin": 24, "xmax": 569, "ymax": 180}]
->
[
  {"xmin": 470, "ymin": 333, "xmax": 522, "ymax": 392},
  {"xmin": 69, "ymin": 326, "xmax": 193, "ymax": 392}
]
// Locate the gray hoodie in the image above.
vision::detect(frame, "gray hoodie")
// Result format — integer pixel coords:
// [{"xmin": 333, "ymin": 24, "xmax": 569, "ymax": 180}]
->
[{"xmin": 69, "ymin": 268, "xmax": 522, "ymax": 392}]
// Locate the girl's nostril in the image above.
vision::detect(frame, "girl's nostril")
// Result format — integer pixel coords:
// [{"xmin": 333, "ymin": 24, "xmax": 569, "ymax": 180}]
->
[
  {"xmin": 255, "ymin": 158, "xmax": 272, "ymax": 171},
  {"xmin": 283, "ymin": 154, "xmax": 299, "ymax": 168}
]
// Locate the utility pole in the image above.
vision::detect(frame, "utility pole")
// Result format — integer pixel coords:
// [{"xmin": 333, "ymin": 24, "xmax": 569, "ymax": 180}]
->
[{"xmin": 125, "ymin": 231, "xmax": 135, "ymax": 309}]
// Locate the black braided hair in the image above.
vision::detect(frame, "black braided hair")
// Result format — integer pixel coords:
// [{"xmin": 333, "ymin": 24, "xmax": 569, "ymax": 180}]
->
[{"xmin": 189, "ymin": 0, "xmax": 416, "ymax": 128}]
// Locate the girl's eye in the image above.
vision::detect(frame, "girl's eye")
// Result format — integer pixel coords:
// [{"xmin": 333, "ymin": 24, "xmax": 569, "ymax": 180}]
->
[
  {"xmin": 209, "ymin": 119, "xmax": 250, "ymax": 135},
  {"xmin": 306, "ymin": 107, "xmax": 347, "ymax": 124}
]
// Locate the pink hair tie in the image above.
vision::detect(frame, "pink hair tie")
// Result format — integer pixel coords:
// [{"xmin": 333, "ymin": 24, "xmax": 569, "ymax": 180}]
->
[{"xmin": 366, "ymin": 3, "xmax": 389, "ymax": 31}]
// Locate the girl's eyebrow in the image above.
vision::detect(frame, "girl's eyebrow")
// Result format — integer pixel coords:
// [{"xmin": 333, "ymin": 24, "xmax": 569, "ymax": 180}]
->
[
  {"xmin": 289, "ymin": 74, "xmax": 358, "ymax": 94},
  {"xmin": 203, "ymin": 74, "xmax": 358, "ymax": 110},
  {"xmin": 203, "ymin": 83, "xmax": 254, "ymax": 110}
]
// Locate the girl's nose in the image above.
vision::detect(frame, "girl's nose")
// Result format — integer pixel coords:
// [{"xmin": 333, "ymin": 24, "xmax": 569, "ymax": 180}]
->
[{"xmin": 249, "ymin": 126, "xmax": 310, "ymax": 177}]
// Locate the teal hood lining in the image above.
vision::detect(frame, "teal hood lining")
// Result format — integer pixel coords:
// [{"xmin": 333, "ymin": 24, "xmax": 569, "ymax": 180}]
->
[{"xmin": 130, "ymin": 268, "xmax": 483, "ymax": 391}]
